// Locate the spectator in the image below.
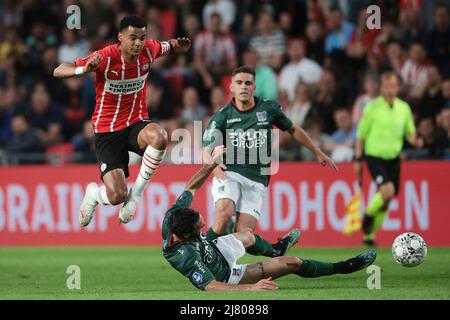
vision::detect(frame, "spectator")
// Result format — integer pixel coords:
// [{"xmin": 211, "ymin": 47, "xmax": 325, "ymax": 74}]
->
[
  {"xmin": 426, "ymin": 3, "xmax": 450, "ymax": 74},
  {"xmin": 418, "ymin": 65, "xmax": 445, "ymax": 119},
  {"xmin": 249, "ymin": 10, "xmax": 286, "ymax": 71},
  {"xmin": 279, "ymin": 38, "xmax": 322, "ymax": 103},
  {"xmin": 0, "ymin": 27, "xmax": 27, "ymax": 64},
  {"xmin": 386, "ymin": 41, "xmax": 407, "ymax": 77},
  {"xmin": 324, "ymin": 7, "xmax": 355, "ymax": 55},
  {"xmin": 71, "ymin": 119, "xmax": 96, "ymax": 163},
  {"xmin": 178, "ymin": 13, "xmax": 201, "ymax": 64},
  {"xmin": 437, "ymin": 106, "xmax": 450, "ymax": 158},
  {"xmin": 352, "ymin": 72, "xmax": 379, "ymax": 125},
  {"xmin": 326, "ymin": 108, "xmax": 357, "ymax": 162},
  {"xmin": 400, "ymin": 42, "xmax": 429, "ymax": 100},
  {"xmin": 180, "ymin": 87, "xmax": 208, "ymax": 124},
  {"xmin": 145, "ymin": 79, "xmax": 175, "ymax": 122},
  {"xmin": 193, "ymin": 13, "xmax": 237, "ymax": 89},
  {"xmin": 314, "ymin": 69, "xmax": 345, "ymax": 134},
  {"xmin": 286, "ymin": 83, "xmax": 315, "ymax": 128},
  {"xmin": 305, "ymin": 21, "xmax": 325, "ymax": 65},
  {"xmin": 300, "ymin": 117, "xmax": 331, "ymax": 161},
  {"xmin": 417, "ymin": 116, "xmax": 444, "ymax": 158},
  {"xmin": 209, "ymin": 86, "xmax": 226, "ymax": 113},
  {"xmin": 242, "ymin": 49, "xmax": 278, "ymax": 102},
  {"xmin": 25, "ymin": 83, "xmax": 69, "ymax": 147},
  {"xmin": 397, "ymin": 3, "xmax": 425, "ymax": 45},
  {"xmin": 202, "ymin": 0, "xmax": 236, "ymax": 32},
  {"xmin": 4, "ymin": 113, "xmax": 44, "ymax": 163},
  {"xmin": 236, "ymin": 13, "xmax": 256, "ymax": 55},
  {"xmin": 57, "ymin": 29, "xmax": 90, "ymax": 64}
]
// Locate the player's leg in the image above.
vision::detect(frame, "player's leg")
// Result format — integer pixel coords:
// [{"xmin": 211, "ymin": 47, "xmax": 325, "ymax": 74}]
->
[
  {"xmin": 205, "ymin": 175, "xmax": 241, "ymax": 240},
  {"xmin": 119, "ymin": 122, "xmax": 168, "ymax": 223},
  {"xmin": 235, "ymin": 179, "xmax": 300, "ymax": 257},
  {"xmin": 79, "ymin": 130, "xmax": 130, "ymax": 227},
  {"xmin": 238, "ymin": 250, "xmax": 377, "ymax": 284}
]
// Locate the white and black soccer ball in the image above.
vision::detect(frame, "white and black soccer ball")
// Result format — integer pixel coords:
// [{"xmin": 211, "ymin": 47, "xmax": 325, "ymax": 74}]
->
[{"xmin": 392, "ymin": 232, "xmax": 427, "ymax": 267}]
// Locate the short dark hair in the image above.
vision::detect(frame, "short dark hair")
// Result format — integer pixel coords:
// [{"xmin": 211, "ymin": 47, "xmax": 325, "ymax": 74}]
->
[
  {"xmin": 119, "ymin": 15, "xmax": 147, "ymax": 32},
  {"xmin": 231, "ymin": 65, "xmax": 256, "ymax": 78},
  {"xmin": 168, "ymin": 208, "xmax": 200, "ymax": 238}
]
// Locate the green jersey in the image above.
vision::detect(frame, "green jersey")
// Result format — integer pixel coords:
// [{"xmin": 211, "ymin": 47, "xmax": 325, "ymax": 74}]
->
[
  {"xmin": 162, "ymin": 191, "xmax": 231, "ymax": 290},
  {"xmin": 203, "ymin": 97, "xmax": 293, "ymax": 186},
  {"xmin": 357, "ymin": 96, "xmax": 416, "ymax": 160}
]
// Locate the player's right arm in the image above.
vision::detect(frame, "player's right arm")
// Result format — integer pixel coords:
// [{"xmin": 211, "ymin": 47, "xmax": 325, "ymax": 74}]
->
[
  {"xmin": 53, "ymin": 52, "xmax": 103, "ymax": 79},
  {"xmin": 205, "ymin": 278, "xmax": 278, "ymax": 291},
  {"xmin": 202, "ymin": 113, "xmax": 227, "ymax": 180},
  {"xmin": 186, "ymin": 145, "xmax": 225, "ymax": 195}
]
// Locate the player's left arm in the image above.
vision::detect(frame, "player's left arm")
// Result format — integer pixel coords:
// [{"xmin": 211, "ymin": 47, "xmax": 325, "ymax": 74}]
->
[
  {"xmin": 288, "ymin": 124, "xmax": 338, "ymax": 171},
  {"xmin": 272, "ymin": 103, "xmax": 337, "ymax": 171},
  {"xmin": 185, "ymin": 145, "xmax": 226, "ymax": 195},
  {"xmin": 146, "ymin": 38, "xmax": 191, "ymax": 60}
]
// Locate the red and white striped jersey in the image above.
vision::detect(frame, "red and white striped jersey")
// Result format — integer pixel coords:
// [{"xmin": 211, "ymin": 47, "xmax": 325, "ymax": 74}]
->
[{"xmin": 75, "ymin": 40, "xmax": 171, "ymax": 133}]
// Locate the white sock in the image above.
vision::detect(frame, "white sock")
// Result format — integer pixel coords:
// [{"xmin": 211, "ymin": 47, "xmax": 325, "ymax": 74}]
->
[
  {"xmin": 131, "ymin": 145, "xmax": 166, "ymax": 199},
  {"xmin": 95, "ymin": 185, "xmax": 111, "ymax": 205}
]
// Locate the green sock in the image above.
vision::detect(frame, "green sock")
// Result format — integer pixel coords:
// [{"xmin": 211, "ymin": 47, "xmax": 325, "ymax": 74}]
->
[
  {"xmin": 296, "ymin": 259, "xmax": 334, "ymax": 278},
  {"xmin": 247, "ymin": 235, "xmax": 274, "ymax": 257},
  {"xmin": 366, "ymin": 192, "xmax": 385, "ymax": 217},
  {"xmin": 365, "ymin": 210, "xmax": 387, "ymax": 240},
  {"xmin": 223, "ymin": 219, "xmax": 235, "ymax": 235},
  {"xmin": 205, "ymin": 227, "xmax": 220, "ymax": 241}
]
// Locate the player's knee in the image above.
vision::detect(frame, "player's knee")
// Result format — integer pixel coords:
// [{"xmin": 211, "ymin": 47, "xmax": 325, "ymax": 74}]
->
[
  {"xmin": 107, "ymin": 188, "xmax": 128, "ymax": 205},
  {"xmin": 241, "ymin": 228, "xmax": 255, "ymax": 247},
  {"xmin": 143, "ymin": 125, "xmax": 168, "ymax": 150}
]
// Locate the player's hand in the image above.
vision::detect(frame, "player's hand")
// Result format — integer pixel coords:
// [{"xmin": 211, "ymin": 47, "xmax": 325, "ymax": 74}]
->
[
  {"xmin": 315, "ymin": 150, "xmax": 338, "ymax": 171},
  {"xmin": 83, "ymin": 53, "xmax": 102, "ymax": 73},
  {"xmin": 211, "ymin": 145, "xmax": 226, "ymax": 164},
  {"xmin": 169, "ymin": 37, "xmax": 191, "ymax": 53},
  {"xmin": 213, "ymin": 163, "xmax": 227, "ymax": 181},
  {"xmin": 251, "ymin": 277, "xmax": 278, "ymax": 291}
]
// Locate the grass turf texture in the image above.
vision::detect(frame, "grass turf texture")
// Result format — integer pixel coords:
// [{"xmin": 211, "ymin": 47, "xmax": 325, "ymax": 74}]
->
[{"xmin": 0, "ymin": 247, "xmax": 449, "ymax": 300}]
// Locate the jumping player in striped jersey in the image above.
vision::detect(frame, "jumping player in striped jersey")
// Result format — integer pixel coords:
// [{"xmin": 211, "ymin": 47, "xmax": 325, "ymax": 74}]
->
[{"xmin": 53, "ymin": 15, "xmax": 191, "ymax": 226}]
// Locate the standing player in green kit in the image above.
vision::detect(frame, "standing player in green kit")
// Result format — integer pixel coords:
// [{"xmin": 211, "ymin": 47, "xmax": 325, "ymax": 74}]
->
[
  {"xmin": 202, "ymin": 66, "xmax": 337, "ymax": 257},
  {"xmin": 355, "ymin": 72, "xmax": 423, "ymax": 246}
]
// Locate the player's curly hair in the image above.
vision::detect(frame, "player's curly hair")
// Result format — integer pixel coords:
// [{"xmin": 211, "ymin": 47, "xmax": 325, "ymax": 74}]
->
[{"xmin": 168, "ymin": 208, "xmax": 200, "ymax": 238}]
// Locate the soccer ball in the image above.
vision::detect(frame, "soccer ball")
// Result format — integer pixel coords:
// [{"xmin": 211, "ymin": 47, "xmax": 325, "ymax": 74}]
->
[{"xmin": 392, "ymin": 232, "xmax": 427, "ymax": 267}]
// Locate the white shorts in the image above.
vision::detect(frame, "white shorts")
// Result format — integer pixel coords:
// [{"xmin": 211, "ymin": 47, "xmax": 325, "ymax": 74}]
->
[
  {"xmin": 214, "ymin": 234, "xmax": 247, "ymax": 284},
  {"xmin": 211, "ymin": 171, "xmax": 266, "ymax": 220}
]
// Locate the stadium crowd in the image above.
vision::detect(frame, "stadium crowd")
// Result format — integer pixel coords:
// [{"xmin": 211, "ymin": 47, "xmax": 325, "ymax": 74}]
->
[{"xmin": 0, "ymin": 0, "xmax": 449, "ymax": 165}]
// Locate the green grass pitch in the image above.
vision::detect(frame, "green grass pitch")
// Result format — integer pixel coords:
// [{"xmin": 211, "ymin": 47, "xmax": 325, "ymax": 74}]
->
[{"xmin": 0, "ymin": 247, "xmax": 449, "ymax": 299}]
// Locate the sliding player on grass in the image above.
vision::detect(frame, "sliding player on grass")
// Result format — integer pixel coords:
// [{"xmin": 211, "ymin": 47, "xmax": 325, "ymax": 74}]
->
[{"xmin": 162, "ymin": 146, "xmax": 376, "ymax": 291}]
